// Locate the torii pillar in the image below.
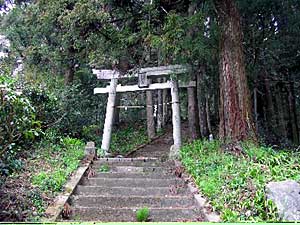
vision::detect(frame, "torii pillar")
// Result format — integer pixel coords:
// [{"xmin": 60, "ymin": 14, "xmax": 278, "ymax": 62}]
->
[
  {"xmin": 101, "ymin": 78, "xmax": 118, "ymax": 155},
  {"xmin": 169, "ymin": 80, "xmax": 182, "ymax": 159}
]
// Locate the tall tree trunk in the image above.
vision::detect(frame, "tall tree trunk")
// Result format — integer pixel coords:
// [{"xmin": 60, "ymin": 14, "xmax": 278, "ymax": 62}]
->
[
  {"xmin": 264, "ymin": 75, "xmax": 276, "ymax": 132},
  {"xmin": 188, "ymin": 82, "xmax": 200, "ymax": 140},
  {"xmin": 146, "ymin": 80, "xmax": 155, "ymax": 139},
  {"xmin": 287, "ymin": 82, "xmax": 299, "ymax": 144},
  {"xmin": 274, "ymin": 85, "xmax": 288, "ymax": 139},
  {"xmin": 197, "ymin": 69, "xmax": 208, "ymax": 138},
  {"xmin": 205, "ymin": 94, "xmax": 212, "ymax": 134},
  {"xmin": 113, "ymin": 94, "xmax": 121, "ymax": 127},
  {"xmin": 253, "ymin": 86, "xmax": 258, "ymax": 134},
  {"xmin": 157, "ymin": 78, "xmax": 163, "ymax": 131},
  {"xmin": 214, "ymin": 0, "xmax": 256, "ymax": 142},
  {"xmin": 162, "ymin": 77, "xmax": 168, "ymax": 127}
]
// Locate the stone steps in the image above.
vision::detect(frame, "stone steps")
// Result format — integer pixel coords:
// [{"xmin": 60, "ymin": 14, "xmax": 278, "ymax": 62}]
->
[
  {"xmin": 81, "ymin": 177, "xmax": 184, "ymax": 187},
  {"xmin": 93, "ymin": 172, "xmax": 171, "ymax": 179},
  {"xmin": 93, "ymin": 158, "xmax": 170, "ymax": 167},
  {"xmin": 64, "ymin": 157, "xmax": 204, "ymax": 222},
  {"xmin": 93, "ymin": 165, "xmax": 168, "ymax": 173},
  {"xmin": 67, "ymin": 207, "xmax": 203, "ymax": 222},
  {"xmin": 75, "ymin": 186, "xmax": 189, "ymax": 196},
  {"xmin": 70, "ymin": 195, "xmax": 195, "ymax": 208}
]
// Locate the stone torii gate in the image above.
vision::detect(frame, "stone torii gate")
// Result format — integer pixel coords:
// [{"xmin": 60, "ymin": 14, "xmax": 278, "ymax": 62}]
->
[{"xmin": 93, "ymin": 65, "xmax": 194, "ymax": 159}]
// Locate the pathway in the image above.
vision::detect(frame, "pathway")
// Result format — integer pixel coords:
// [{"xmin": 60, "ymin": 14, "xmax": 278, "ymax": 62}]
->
[{"xmin": 63, "ymin": 128, "xmax": 206, "ymax": 222}]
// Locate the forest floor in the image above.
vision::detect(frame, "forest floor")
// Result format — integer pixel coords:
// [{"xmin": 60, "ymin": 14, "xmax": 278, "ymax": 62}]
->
[{"xmin": 128, "ymin": 122, "xmax": 190, "ymax": 159}]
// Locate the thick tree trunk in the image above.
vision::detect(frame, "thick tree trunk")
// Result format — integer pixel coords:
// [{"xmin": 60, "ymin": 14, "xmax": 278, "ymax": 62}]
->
[
  {"xmin": 214, "ymin": 0, "xmax": 256, "ymax": 142},
  {"xmin": 146, "ymin": 80, "xmax": 155, "ymax": 139}
]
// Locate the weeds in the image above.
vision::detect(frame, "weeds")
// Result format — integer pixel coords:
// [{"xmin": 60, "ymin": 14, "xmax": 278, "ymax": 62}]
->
[
  {"xmin": 31, "ymin": 136, "xmax": 84, "ymax": 192},
  {"xmin": 98, "ymin": 164, "xmax": 110, "ymax": 172},
  {"xmin": 180, "ymin": 140, "xmax": 300, "ymax": 222},
  {"xmin": 136, "ymin": 207, "xmax": 150, "ymax": 222}
]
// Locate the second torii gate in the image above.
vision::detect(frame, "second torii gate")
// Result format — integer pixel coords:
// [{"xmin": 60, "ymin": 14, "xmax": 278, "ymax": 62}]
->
[{"xmin": 93, "ymin": 65, "xmax": 195, "ymax": 159}]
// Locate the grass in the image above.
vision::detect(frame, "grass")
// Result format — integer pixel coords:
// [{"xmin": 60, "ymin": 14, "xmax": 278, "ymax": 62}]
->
[
  {"xmin": 180, "ymin": 140, "xmax": 300, "ymax": 222},
  {"xmin": 31, "ymin": 136, "xmax": 85, "ymax": 193},
  {"xmin": 136, "ymin": 207, "xmax": 150, "ymax": 222},
  {"xmin": 0, "ymin": 129, "xmax": 85, "ymax": 222},
  {"xmin": 110, "ymin": 125, "xmax": 149, "ymax": 155}
]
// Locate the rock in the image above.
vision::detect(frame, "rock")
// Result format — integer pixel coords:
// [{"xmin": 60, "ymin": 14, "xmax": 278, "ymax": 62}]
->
[
  {"xmin": 84, "ymin": 142, "xmax": 95, "ymax": 156},
  {"xmin": 266, "ymin": 180, "xmax": 300, "ymax": 221}
]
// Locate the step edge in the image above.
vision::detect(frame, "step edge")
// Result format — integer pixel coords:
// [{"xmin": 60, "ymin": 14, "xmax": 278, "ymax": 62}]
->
[{"xmin": 71, "ymin": 195, "xmax": 193, "ymax": 199}]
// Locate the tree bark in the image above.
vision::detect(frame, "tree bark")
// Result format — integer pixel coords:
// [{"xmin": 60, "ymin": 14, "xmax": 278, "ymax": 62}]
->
[
  {"xmin": 113, "ymin": 93, "xmax": 121, "ymax": 127},
  {"xmin": 205, "ymin": 94, "xmax": 212, "ymax": 134},
  {"xmin": 157, "ymin": 78, "xmax": 163, "ymax": 131},
  {"xmin": 264, "ymin": 76, "xmax": 276, "ymax": 132},
  {"xmin": 146, "ymin": 80, "xmax": 155, "ymax": 139},
  {"xmin": 214, "ymin": 0, "xmax": 256, "ymax": 142},
  {"xmin": 287, "ymin": 82, "xmax": 299, "ymax": 144},
  {"xmin": 188, "ymin": 82, "xmax": 200, "ymax": 140},
  {"xmin": 162, "ymin": 77, "xmax": 168, "ymax": 127},
  {"xmin": 197, "ymin": 70, "xmax": 208, "ymax": 138},
  {"xmin": 274, "ymin": 84, "xmax": 288, "ymax": 139},
  {"xmin": 253, "ymin": 87, "xmax": 258, "ymax": 134}
]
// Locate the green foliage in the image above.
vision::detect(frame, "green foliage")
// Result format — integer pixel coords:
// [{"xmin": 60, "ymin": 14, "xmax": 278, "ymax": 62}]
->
[
  {"xmin": 110, "ymin": 125, "xmax": 149, "ymax": 155},
  {"xmin": 0, "ymin": 75, "xmax": 42, "ymax": 176},
  {"xmin": 136, "ymin": 207, "xmax": 150, "ymax": 222},
  {"xmin": 98, "ymin": 164, "xmax": 110, "ymax": 173},
  {"xmin": 31, "ymin": 135, "xmax": 84, "ymax": 192},
  {"xmin": 180, "ymin": 140, "xmax": 300, "ymax": 222}
]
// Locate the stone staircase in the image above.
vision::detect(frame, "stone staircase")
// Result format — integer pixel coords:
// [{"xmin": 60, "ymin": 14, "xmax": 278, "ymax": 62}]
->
[{"xmin": 65, "ymin": 157, "xmax": 205, "ymax": 222}]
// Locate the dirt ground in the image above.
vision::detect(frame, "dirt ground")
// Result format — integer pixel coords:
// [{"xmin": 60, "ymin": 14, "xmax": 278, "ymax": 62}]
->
[{"xmin": 128, "ymin": 122, "xmax": 190, "ymax": 159}]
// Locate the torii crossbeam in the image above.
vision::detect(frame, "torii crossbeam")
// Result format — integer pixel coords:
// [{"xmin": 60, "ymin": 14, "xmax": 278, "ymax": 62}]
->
[{"xmin": 93, "ymin": 65, "xmax": 194, "ymax": 159}]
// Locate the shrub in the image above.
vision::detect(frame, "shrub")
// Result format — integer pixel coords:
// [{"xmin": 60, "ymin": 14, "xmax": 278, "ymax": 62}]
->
[{"xmin": 0, "ymin": 75, "xmax": 41, "ymax": 176}]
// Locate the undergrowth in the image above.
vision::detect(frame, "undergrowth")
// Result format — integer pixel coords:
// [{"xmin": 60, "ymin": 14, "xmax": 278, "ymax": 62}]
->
[
  {"xmin": 110, "ymin": 125, "xmax": 149, "ymax": 155},
  {"xmin": 31, "ymin": 130, "xmax": 85, "ymax": 193},
  {"xmin": 180, "ymin": 140, "xmax": 300, "ymax": 222},
  {"xmin": 0, "ymin": 129, "xmax": 85, "ymax": 222}
]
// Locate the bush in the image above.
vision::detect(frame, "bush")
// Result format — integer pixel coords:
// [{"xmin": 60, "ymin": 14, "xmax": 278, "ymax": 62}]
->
[{"xmin": 0, "ymin": 75, "xmax": 41, "ymax": 176}]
